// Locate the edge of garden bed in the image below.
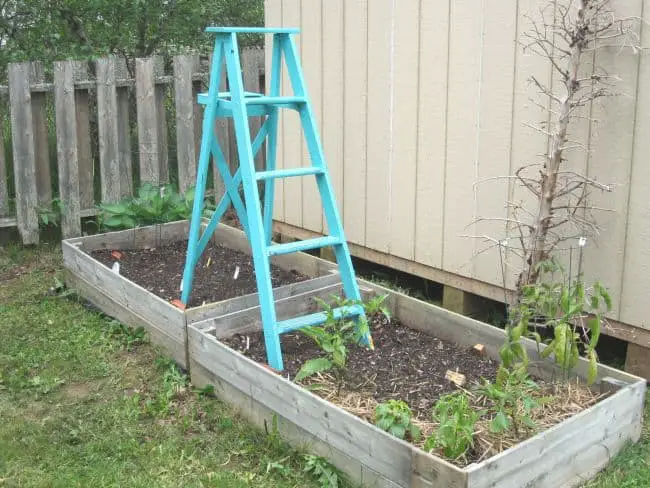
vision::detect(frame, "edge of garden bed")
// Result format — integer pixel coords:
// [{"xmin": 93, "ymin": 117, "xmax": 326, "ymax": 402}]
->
[{"xmin": 187, "ymin": 262, "xmax": 646, "ymax": 488}]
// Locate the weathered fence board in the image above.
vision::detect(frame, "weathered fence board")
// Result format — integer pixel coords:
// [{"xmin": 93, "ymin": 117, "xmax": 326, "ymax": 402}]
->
[
  {"xmin": 173, "ymin": 55, "xmax": 199, "ymax": 194},
  {"xmin": 8, "ymin": 62, "xmax": 39, "ymax": 244},
  {"xmin": 72, "ymin": 61, "xmax": 95, "ymax": 210},
  {"xmin": 54, "ymin": 60, "xmax": 81, "ymax": 238},
  {"xmin": 0, "ymin": 103, "xmax": 7, "ymax": 216},
  {"xmin": 96, "ymin": 57, "xmax": 122, "ymax": 203},
  {"xmin": 30, "ymin": 62, "xmax": 52, "ymax": 207}
]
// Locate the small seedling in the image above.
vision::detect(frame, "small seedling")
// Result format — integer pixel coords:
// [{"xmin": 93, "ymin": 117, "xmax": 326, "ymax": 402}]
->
[
  {"xmin": 425, "ymin": 392, "xmax": 479, "ymax": 460},
  {"xmin": 375, "ymin": 399, "xmax": 421, "ymax": 441},
  {"xmin": 303, "ymin": 454, "xmax": 347, "ymax": 488}
]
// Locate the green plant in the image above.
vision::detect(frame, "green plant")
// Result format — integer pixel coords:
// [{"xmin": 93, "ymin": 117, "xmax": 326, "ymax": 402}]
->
[
  {"xmin": 363, "ymin": 294, "xmax": 391, "ymax": 320},
  {"xmin": 424, "ymin": 392, "xmax": 479, "ymax": 460},
  {"xmin": 36, "ymin": 198, "xmax": 65, "ymax": 228},
  {"xmin": 303, "ymin": 454, "xmax": 347, "ymax": 488},
  {"xmin": 295, "ymin": 296, "xmax": 370, "ymax": 383},
  {"xmin": 98, "ymin": 184, "xmax": 210, "ymax": 230},
  {"xmin": 476, "ymin": 366, "xmax": 543, "ymax": 435},
  {"xmin": 108, "ymin": 320, "xmax": 147, "ymax": 350},
  {"xmin": 500, "ymin": 258, "xmax": 611, "ymax": 384},
  {"xmin": 375, "ymin": 399, "xmax": 421, "ymax": 441}
]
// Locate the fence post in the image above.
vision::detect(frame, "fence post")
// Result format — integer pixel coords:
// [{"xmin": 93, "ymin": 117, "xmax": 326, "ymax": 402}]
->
[
  {"xmin": 54, "ymin": 60, "xmax": 81, "ymax": 238},
  {"xmin": 96, "ymin": 56, "xmax": 122, "ymax": 203},
  {"xmin": 136, "ymin": 56, "xmax": 168, "ymax": 187},
  {"xmin": 173, "ymin": 54, "xmax": 199, "ymax": 194},
  {"xmin": 115, "ymin": 57, "xmax": 134, "ymax": 198},
  {"xmin": 30, "ymin": 61, "xmax": 52, "ymax": 207},
  {"xmin": 8, "ymin": 62, "xmax": 39, "ymax": 244}
]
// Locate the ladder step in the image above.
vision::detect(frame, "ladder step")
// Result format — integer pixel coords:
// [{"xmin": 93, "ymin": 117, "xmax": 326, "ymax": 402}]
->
[
  {"xmin": 267, "ymin": 236, "xmax": 340, "ymax": 256},
  {"xmin": 256, "ymin": 167, "xmax": 324, "ymax": 181},
  {"xmin": 245, "ymin": 96, "xmax": 307, "ymax": 107},
  {"xmin": 276, "ymin": 305, "xmax": 364, "ymax": 334}
]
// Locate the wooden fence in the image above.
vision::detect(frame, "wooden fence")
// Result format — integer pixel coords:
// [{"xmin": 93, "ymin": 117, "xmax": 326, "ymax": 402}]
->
[{"xmin": 0, "ymin": 49, "xmax": 265, "ymax": 244}]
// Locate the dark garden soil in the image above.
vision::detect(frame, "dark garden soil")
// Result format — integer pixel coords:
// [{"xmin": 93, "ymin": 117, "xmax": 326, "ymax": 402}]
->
[
  {"xmin": 90, "ymin": 240, "xmax": 308, "ymax": 308},
  {"xmin": 223, "ymin": 313, "xmax": 499, "ymax": 420}
]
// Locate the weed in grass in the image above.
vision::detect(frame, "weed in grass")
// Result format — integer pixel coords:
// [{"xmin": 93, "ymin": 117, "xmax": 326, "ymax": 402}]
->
[{"xmin": 303, "ymin": 454, "xmax": 349, "ymax": 488}]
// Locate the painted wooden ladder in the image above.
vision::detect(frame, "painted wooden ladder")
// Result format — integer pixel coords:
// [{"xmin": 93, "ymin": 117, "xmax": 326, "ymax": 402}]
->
[{"xmin": 180, "ymin": 27, "xmax": 372, "ymax": 371}]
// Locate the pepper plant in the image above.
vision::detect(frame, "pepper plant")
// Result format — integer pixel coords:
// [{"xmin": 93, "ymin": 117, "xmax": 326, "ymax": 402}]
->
[
  {"xmin": 374, "ymin": 399, "xmax": 421, "ymax": 441},
  {"xmin": 424, "ymin": 392, "xmax": 480, "ymax": 460}
]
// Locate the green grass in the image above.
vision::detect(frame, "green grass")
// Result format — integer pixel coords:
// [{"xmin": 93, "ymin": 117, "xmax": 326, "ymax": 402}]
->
[
  {"xmin": 0, "ymin": 244, "xmax": 323, "ymax": 488},
  {"xmin": 0, "ymin": 244, "xmax": 647, "ymax": 487}
]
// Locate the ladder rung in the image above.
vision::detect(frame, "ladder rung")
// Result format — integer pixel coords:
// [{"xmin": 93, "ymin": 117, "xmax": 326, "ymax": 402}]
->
[
  {"xmin": 245, "ymin": 96, "xmax": 306, "ymax": 106},
  {"xmin": 256, "ymin": 167, "xmax": 324, "ymax": 181},
  {"xmin": 197, "ymin": 91, "xmax": 262, "ymax": 105},
  {"xmin": 276, "ymin": 305, "xmax": 364, "ymax": 334},
  {"xmin": 267, "ymin": 236, "xmax": 340, "ymax": 256}
]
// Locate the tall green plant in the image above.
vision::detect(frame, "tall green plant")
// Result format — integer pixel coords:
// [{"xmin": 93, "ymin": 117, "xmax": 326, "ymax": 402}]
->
[{"xmin": 500, "ymin": 259, "xmax": 611, "ymax": 384}]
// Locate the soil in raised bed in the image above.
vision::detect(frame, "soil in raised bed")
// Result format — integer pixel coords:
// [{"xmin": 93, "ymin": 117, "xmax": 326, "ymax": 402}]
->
[
  {"xmin": 90, "ymin": 240, "xmax": 308, "ymax": 307},
  {"xmin": 223, "ymin": 313, "xmax": 499, "ymax": 419}
]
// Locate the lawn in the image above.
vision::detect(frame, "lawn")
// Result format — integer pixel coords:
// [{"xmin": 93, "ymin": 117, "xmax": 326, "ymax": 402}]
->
[{"xmin": 0, "ymin": 244, "xmax": 647, "ymax": 487}]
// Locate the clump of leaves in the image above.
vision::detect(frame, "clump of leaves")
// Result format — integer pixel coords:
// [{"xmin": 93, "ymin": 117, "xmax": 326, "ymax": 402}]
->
[
  {"xmin": 501, "ymin": 259, "xmax": 611, "ymax": 384},
  {"xmin": 303, "ymin": 454, "xmax": 348, "ymax": 488},
  {"xmin": 476, "ymin": 366, "xmax": 545, "ymax": 435},
  {"xmin": 108, "ymin": 320, "xmax": 147, "ymax": 350},
  {"xmin": 425, "ymin": 392, "xmax": 479, "ymax": 460},
  {"xmin": 295, "ymin": 296, "xmax": 372, "ymax": 383},
  {"xmin": 36, "ymin": 198, "xmax": 65, "ymax": 228},
  {"xmin": 98, "ymin": 184, "xmax": 209, "ymax": 230},
  {"xmin": 363, "ymin": 294, "xmax": 391, "ymax": 320},
  {"xmin": 375, "ymin": 399, "xmax": 421, "ymax": 441}
]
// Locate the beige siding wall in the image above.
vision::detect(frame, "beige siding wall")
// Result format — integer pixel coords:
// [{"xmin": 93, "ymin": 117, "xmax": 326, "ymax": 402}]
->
[{"xmin": 265, "ymin": 1, "xmax": 650, "ymax": 330}]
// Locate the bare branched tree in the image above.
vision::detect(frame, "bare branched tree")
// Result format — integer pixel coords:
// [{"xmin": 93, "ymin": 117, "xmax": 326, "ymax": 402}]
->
[{"xmin": 475, "ymin": 0, "xmax": 642, "ymax": 297}]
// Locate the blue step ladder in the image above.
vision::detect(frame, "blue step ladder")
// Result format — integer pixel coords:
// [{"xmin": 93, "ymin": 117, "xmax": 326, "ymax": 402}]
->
[{"xmin": 180, "ymin": 27, "xmax": 372, "ymax": 371}]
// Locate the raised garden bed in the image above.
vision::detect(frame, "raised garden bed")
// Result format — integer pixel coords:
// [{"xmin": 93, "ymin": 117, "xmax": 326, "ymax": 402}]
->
[
  {"xmin": 62, "ymin": 221, "xmax": 338, "ymax": 369},
  {"xmin": 188, "ymin": 275, "xmax": 646, "ymax": 488}
]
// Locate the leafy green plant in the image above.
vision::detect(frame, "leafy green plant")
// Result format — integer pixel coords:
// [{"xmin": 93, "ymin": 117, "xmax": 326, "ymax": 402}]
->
[
  {"xmin": 375, "ymin": 399, "xmax": 421, "ymax": 441},
  {"xmin": 500, "ymin": 258, "xmax": 611, "ymax": 384},
  {"xmin": 476, "ymin": 366, "xmax": 542, "ymax": 435},
  {"xmin": 424, "ymin": 392, "xmax": 479, "ymax": 460},
  {"xmin": 295, "ymin": 296, "xmax": 371, "ymax": 383},
  {"xmin": 36, "ymin": 198, "xmax": 65, "ymax": 228},
  {"xmin": 108, "ymin": 320, "xmax": 147, "ymax": 350},
  {"xmin": 363, "ymin": 294, "xmax": 391, "ymax": 320},
  {"xmin": 98, "ymin": 184, "xmax": 210, "ymax": 230},
  {"xmin": 303, "ymin": 454, "xmax": 348, "ymax": 488}
]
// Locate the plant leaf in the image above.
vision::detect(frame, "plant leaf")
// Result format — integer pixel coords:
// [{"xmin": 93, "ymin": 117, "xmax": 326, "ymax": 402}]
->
[{"xmin": 295, "ymin": 358, "xmax": 332, "ymax": 382}]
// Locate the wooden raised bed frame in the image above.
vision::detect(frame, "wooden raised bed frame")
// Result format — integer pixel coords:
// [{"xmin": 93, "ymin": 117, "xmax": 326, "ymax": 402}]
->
[
  {"xmin": 62, "ymin": 221, "xmax": 338, "ymax": 369},
  {"xmin": 189, "ymin": 270, "xmax": 646, "ymax": 488}
]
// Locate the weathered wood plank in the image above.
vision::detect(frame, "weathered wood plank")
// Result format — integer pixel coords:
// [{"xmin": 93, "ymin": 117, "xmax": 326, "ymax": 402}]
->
[
  {"xmin": 136, "ymin": 57, "xmax": 167, "ymax": 186},
  {"xmin": 115, "ymin": 56, "xmax": 134, "ymax": 199},
  {"xmin": 29, "ymin": 61, "xmax": 52, "ymax": 207},
  {"xmin": 54, "ymin": 61, "xmax": 82, "ymax": 238},
  {"xmin": 0, "ymin": 100, "xmax": 8, "ymax": 216},
  {"xmin": 8, "ymin": 62, "xmax": 39, "ymax": 244},
  {"xmin": 173, "ymin": 54, "xmax": 199, "ymax": 194},
  {"xmin": 67, "ymin": 220, "xmax": 190, "ymax": 251},
  {"xmin": 155, "ymin": 65, "xmax": 170, "ymax": 185},
  {"xmin": 213, "ymin": 65, "xmax": 230, "ymax": 201},
  {"xmin": 72, "ymin": 62, "xmax": 94, "ymax": 210},
  {"xmin": 466, "ymin": 380, "xmax": 645, "ymax": 488},
  {"xmin": 66, "ymin": 271, "xmax": 188, "ymax": 368},
  {"xmin": 96, "ymin": 57, "xmax": 122, "ymax": 203}
]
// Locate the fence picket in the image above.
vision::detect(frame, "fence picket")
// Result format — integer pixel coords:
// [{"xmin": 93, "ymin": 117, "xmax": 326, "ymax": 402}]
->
[
  {"xmin": 29, "ymin": 62, "xmax": 52, "ymax": 207},
  {"xmin": 243, "ymin": 48, "xmax": 265, "ymax": 171},
  {"xmin": 116, "ymin": 57, "xmax": 133, "ymax": 198},
  {"xmin": 0, "ymin": 103, "xmax": 7, "ymax": 216},
  {"xmin": 72, "ymin": 61, "xmax": 95, "ymax": 210},
  {"xmin": 96, "ymin": 57, "xmax": 121, "ymax": 203},
  {"xmin": 8, "ymin": 62, "xmax": 39, "ymax": 244},
  {"xmin": 173, "ymin": 54, "xmax": 199, "ymax": 194},
  {"xmin": 54, "ymin": 60, "xmax": 81, "ymax": 238}
]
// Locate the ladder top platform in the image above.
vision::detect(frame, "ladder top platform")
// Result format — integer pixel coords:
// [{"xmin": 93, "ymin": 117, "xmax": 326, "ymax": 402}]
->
[{"xmin": 205, "ymin": 27, "xmax": 300, "ymax": 34}]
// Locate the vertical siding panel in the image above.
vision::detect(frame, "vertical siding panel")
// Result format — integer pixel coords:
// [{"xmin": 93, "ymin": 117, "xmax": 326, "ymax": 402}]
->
[
  {"xmin": 365, "ymin": 0, "xmax": 393, "ymax": 253},
  {"xmin": 301, "ymin": 0, "xmax": 324, "ymax": 234},
  {"xmin": 265, "ymin": 0, "xmax": 284, "ymax": 222},
  {"xmin": 620, "ymin": 5, "xmax": 649, "ymax": 327},
  {"xmin": 390, "ymin": 0, "xmax": 420, "ymax": 260},
  {"xmin": 473, "ymin": 1, "xmax": 518, "ymax": 285},
  {"xmin": 343, "ymin": 0, "xmax": 368, "ymax": 246},
  {"xmin": 506, "ymin": 1, "xmax": 553, "ymax": 289},
  {"xmin": 584, "ymin": 0, "xmax": 643, "ymax": 319},
  {"xmin": 414, "ymin": 0, "xmax": 449, "ymax": 268},
  {"xmin": 442, "ymin": 0, "xmax": 483, "ymax": 275},
  {"xmin": 282, "ymin": 0, "xmax": 303, "ymax": 228},
  {"xmin": 322, "ymin": 0, "xmax": 344, "ymax": 236}
]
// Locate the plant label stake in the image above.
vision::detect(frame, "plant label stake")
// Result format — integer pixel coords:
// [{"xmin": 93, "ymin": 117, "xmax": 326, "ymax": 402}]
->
[{"xmin": 179, "ymin": 27, "xmax": 371, "ymax": 371}]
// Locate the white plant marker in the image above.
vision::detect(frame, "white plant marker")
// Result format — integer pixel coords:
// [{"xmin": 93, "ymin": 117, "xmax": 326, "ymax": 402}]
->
[
  {"xmin": 233, "ymin": 266, "xmax": 240, "ymax": 280},
  {"xmin": 579, "ymin": 236, "xmax": 587, "ymax": 247},
  {"xmin": 245, "ymin": 336, "xmax": 250, "ymax": 351},
  {"xmin": 180, "ymin": 278, "xmax": 184, "ymax": 292},
  {"xmin": 111, "ymin": 262, "xmax": 120, "ymax": 274}
]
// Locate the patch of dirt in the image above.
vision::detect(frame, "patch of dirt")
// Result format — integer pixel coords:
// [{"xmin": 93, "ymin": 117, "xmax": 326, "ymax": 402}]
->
[
  {"xmin": 223, "ymin": 314, "xmax": 499, "ymax": 419},
  {"xmin": 61, "ymin": 379, "xmax": 103, "ymax": 402},
  {"xmin": 90, "ymin": 240, "xmax": 308, "ymax": 307}
]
